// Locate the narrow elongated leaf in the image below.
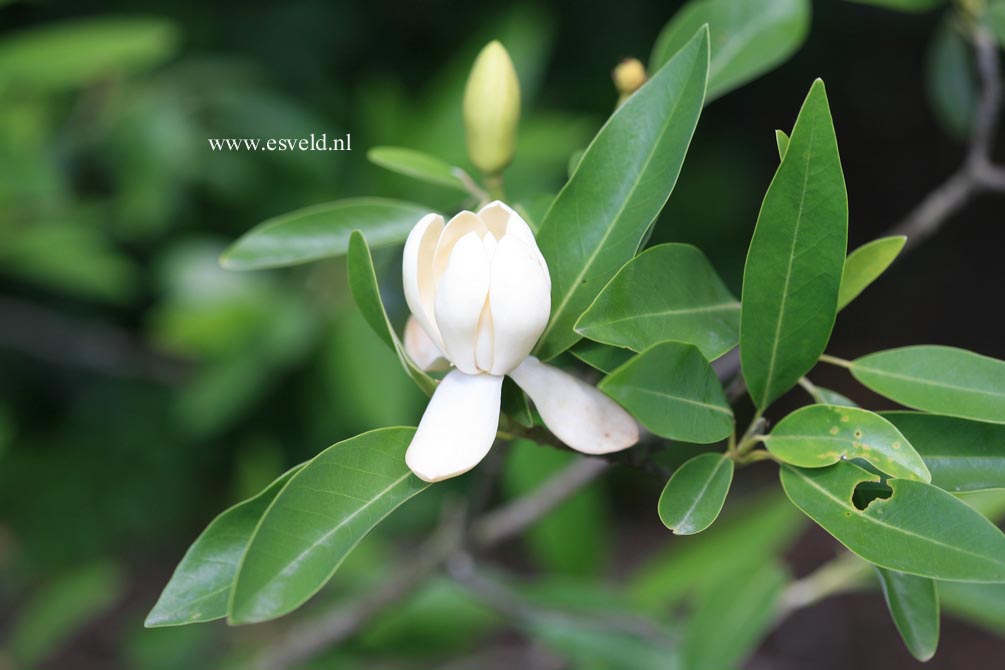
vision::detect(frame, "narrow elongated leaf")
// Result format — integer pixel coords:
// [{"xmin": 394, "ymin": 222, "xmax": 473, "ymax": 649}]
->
[
  {"xmin": 367, "ymin": 147, "xmax": 469, "ymax": 192},
  {"xmin": 569, "ymin": 340, "xmax": 634, "ymax": 375},
  {"xmin": 850, "ymin": 346, "xmax": 1005, "ymax": 424},
  {"xmin": 347, "ymin": 231, "xmax": 437, "ymax": 396},
  {"xmin": 576, "ymin": 244, "xmax": 740, "ymax": 360},
  {"xmin": 765, "ymin": 405, "xmax": 930, "ymax": 481},
  {"xmin": 230, "ymin": 428, "xmax": 429, "ymax": 624},
  {"xmin": 740, "ymin": 80, "xmax": 848, "ymax": 409},
  {"xmin": 882, "ymin": 411, "xmax": 1005, "ymax": 492},
  {"xmin": 838, "ymin": 236, "xmax": 906, "ymax": 310},
  {"xmin": 145, "ymin": 465, "xmax": 303, "ymax": 627},
  {"xmin": 658, "ymin": 453, "xmax": 733, "ymax": 534},
  {"xmin": 780, "ymin": 461, "xmax": 1005, "ymax": 581},
  {"xmin": 775, "ymin": 128, "xmax": 789, "ymax": 158},
  {"xmin": 221, "ymin": 198, "xmax": 430, "ymax": 270},
  {"xmin": 600, "ymin": 341, "xmax": 733, "ymax": 444},
  {"xmin": 875, "ymin": 567, "xmax": 940, "ymax": 662},
  {"xmin": 651, "ymin": 0, "xmax": 810, "ymax": 101},
  {"xmin": 926, "ymin": 16, "xmax": 979, "ymax": 139},
  {"xmin": 533, "ymin": 27, "xmax": 709, "ymax": 361}
]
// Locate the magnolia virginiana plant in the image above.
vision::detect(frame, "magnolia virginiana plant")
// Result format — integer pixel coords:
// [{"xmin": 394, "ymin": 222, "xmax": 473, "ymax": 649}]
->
[{"xmin": 149, "ymin": 1, "xmax": 1005, "ymax": 666}]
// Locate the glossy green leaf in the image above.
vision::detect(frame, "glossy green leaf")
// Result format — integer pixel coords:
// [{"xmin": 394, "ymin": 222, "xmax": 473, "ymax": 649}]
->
[
  {"xmin": 651, "ymin": 0, "xmax": 810, "ymax": 101},
  {"xmin": 875, "ymin": 567, "xmax": 940, "ymax": 662},
  {"xmin": 849, "ymin": 346, "xmax": 1005, "ymax": 424},
  {"xmin": 221, "ymin": 198, "xmax": 430, "ymax": 270},
  {"xmin": 576, "ymin": 244, "xmax": 740, "ymax": 360},
  {"xmin": 847, "ymin": 0, "xmax": 946, "ymax": 13},
  {"xmin": 230, "ymin": 428, "xmax": 429, "ymax": 624},
  {"xmin": 569, "ymin": 340, "xmax": 634, "ymax": 375},
  {"xmin": 765, "ymin": 405, "xmax": 930, "ymax": 481},
  {"xmin": 740, "ymin": 79, "xmax": 848, "ymax": 409},
  {"xmin": 882, "ymin": 412, "xmax": 1005, "ymax": 492},
  {"xmin": 682, "ymin": 561, "xmax": 788, "ymax": 670},
  {"xmin": 780, "ymin": 461, "xmax": 1005, "ymax": 581},
  {"xmin": 0, "ymin": 17, "xmax": 178, "ymax": 91},
  {"xmin": 804, "ymin": 383, "xmax": 858, "ymax": 407},
  {"xmin": 600, "ymin": 341, "xmax": 733, "ymax": 444},
  {"xmin": 775, "ymin": 128, "xmax": 789, "ymax": 158},
  {"xmin": 145, "ymin": 465, "xmax": 303, "ymax": 627},
  {"xmin": 838, "ymin": 236, "xmax": 906, "ymax": 310},
  {"xmin": 658, "ymin": 453, "xmax": 734, "ymax": 534},
  {"xmin": 367, "ymin": 146, "xmax": 469, "ymax": 192},
  {"xmin": 501, "ymin": 378, "xmax": 534, "ymax": 428},
  {"xmin": 347, "ymin": 231, "xmax": 437, "ymax": 396},
  {"xmin": 533, "ymin": 27, "xmax": 709, "ymax": 361}
]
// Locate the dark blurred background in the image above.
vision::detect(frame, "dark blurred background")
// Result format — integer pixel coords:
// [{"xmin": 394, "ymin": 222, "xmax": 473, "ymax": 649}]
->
[{"xmin": 0, "ymin": 1, "xmax": 1002, "ymax": 668}]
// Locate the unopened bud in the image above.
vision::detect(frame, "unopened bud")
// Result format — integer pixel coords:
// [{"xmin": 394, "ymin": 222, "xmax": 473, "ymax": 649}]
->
[
  {"xmin": 463, "ymin": 40, "xmax": 521, "ymax": 175},
  {"xmin": 612, "ymin": 58, "xmax": 647, "ymax": 103}
]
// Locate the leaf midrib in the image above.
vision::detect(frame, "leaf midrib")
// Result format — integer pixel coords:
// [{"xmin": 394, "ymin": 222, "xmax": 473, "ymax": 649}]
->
[
  {"xmin": 621, "ymin": 385, "xmax": 732, "ymax": 417},
  {"xmin": 673, "ymin": 456, "xmax": 729, "ymax": 532},
  {"xmin": 583, "ymin": 301, "xmax": 740, "ymax": 330},
  {"xmin": 854, "ymin": 364, "xmax": 1005, "ymax": 399}
]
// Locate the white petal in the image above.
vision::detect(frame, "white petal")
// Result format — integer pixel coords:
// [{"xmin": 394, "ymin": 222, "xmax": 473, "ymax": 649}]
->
[
  {"xmin": 404, "ymin": 315, "xmax": 450, "ymax": 372},
  {"xmin": 474, "ymin": 303, "xmax": 494, "ymax": 373},
  {"xmin": 488, "ymin": 235, "xmax": 552, "ymax": 374},
  {"xmin": 433, "ymin": 210, "xmax": 485, "ymax": 285},
  {"xmin": 434, "ymin": 232, "xmax": 491, "ymax": 375},
  {"xmin": 478, "ymin": 200, "xmax": 535, "ymax": 247},
  {"xmin": 509, "ymin": 356, "xmax": 639, "ymax": 454},
  {"xmin": 405, "ymin": 370, "xmax": 504, "ymax": 482},
  {"xmin": 403, "ymin": 213, "xmax": 445, "ymax": 348}
]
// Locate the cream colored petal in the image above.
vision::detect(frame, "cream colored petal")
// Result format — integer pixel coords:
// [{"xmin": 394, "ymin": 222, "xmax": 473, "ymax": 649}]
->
[
  {"xmin": 488, "ymin": 235, "xmax": 551, "ymax": 375},
  {"xmin": 509, "ymin": 356, "xmax": 639, "ymax": 454},
  {"xmin": 478, "ymin": 199, "xmax": 541, "ymax": 249},
  {"xmin": 405, "ymin": 370, "xmax": 504, "ymax": 482},
  {"xmin": 404, "ymin": 315, "xmax": 450, "ymax": 372},
  {"xmin": 434, "ymin": 232, "xmax": 491, "ymax": 375},
  {"xmin": 474, "ymin": 302, "xmax": 494, "ymax": 373},
  {"xmin": 403, "ymin": 213, "xmax": 445, "ymax": 348},
  {"xmin": 432, "ymin": 210, "xmax": 485, "ymax": 286}
]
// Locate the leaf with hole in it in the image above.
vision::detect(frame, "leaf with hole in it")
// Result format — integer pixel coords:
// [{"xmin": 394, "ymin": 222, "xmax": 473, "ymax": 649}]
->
[
  {"xmin": 875, "ymin": 566, "xmax": 940, "ymax": 662},
  {"xmin": 576, "ymin": 244, "xmax": 740, "ymax": 361},
  {"xmin": 229, "ymin": 428, "xmax": 428, "ymax": 624},
  {"xmin": 600, "ymin": 341, "xmax": 733, "ymax": 444},
  {"xmin": 658, "ymin": 453, "xmax": 733, "ymax": 535},
  {"xmin": 849, "ymin": 346, "xmax": 1005, "ymax": 424},
  {"xmin": 780, "ymin": 461, "xmax": 1005, "ymax": 581},
  {"xmin": 765, "ymin": 405, "xmax": 930, "ymax": 481},
  {"xmin": 740, "ymin": 79, "xmax": 848, "ymax": 409},
  {"xmin": 347, "ymin": 231, "xmax": 437, "ymax": 396},
  {"xmin": 651, "ymin": 0, "xmax": 810, "ymax": 101},
  {"xmin": 569, "ymin": 340, "xmax": 635, "ymax": 375},
  {"xmin": 145, "ymin": 465, "xmax": 304, "ymax": 627},
  {"xmin": 838, "ymin": 236, "xmax": 906, "ymax": 310},
  {"xmin": 882, "ymin": 412, "xmax": 1005, "ymax": 492},
  {"xmin": 533, "ymin": 27, "xmax": 709, "ymax": 361},
  {"xmin": 367, "ymin": 147, "xmax": 469, "ymax": 193},
  {"xmin": 221, "ymin": 198, "xmax": 431, "ymax": 270}
]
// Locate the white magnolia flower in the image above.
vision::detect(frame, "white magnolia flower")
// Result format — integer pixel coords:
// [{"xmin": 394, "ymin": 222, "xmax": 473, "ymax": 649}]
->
[{"xmin": 402, "ymin": 200, "xmax": 639, "ymax": 482}]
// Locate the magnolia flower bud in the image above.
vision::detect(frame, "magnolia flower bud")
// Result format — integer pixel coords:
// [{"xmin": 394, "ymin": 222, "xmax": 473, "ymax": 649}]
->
[
  {"xmin": 463, "ymin": 40, "xmax": 520, "ymax": 175},
  {"xmin": 613, "ymin": 57, "xmax": 647, "ymax": 105},
  {"xmin": 402, "ymin": 201, "xmax": 639, "ymax": 482}
]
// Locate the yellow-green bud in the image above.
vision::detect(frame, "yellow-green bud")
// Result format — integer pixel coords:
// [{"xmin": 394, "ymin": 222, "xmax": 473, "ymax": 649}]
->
[
  {"xmin": 463, "ymin": 40, "xmax": 521, "ymax": 175},
  {"xmin": 612, "ymin": 58, "xmax": 647, "ymax": 103}
]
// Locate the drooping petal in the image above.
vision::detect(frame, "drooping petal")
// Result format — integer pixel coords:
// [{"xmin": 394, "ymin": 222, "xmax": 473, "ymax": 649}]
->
[
  {"xmin": 404, "ymin": 315, "xmax": 450, "ymax": 372},
  {"xmin": 403, "ymin": 213, "xmax": 445, "ymax": 348},
  {"xmin": 432, "ymin": 210, "xmax": 485, "ymax": 286},
  {"xmin": 405, "ymin": 370, "xmax": 504, "ymax": 482},
  {"xmin": 434, "ymin": 232, "xmax": 491, "ymax": 374},
  {"xmin": 488, "ymin": 235, "xmax": 551, "ymax": 374},
  {"xmin": 509, "ymin": 356, "xmax": 639, "ymax": 454}
]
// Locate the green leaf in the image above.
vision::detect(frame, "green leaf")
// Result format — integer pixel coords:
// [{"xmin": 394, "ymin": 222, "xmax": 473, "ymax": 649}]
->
[
  {"xmin": 838, "ymin": 236, "xmax": 906, "ymax": 310},
  {"xmin": 805, "ymin": 383, "xmax": 858, "ymax": 407},
  {"xmin": 600, "ymin": 341, "xmax": 733, "ymax": 444},
  {"xmin": 682, "ymin": 561, "xmax": 788, "ymax": 670},
  {"xmin": 367, "ymin": 146, "xmax": 469, "ymax": 192},
  {"xmin": 765, "ymin": 405, "xmax": 931, "ymax": 481},
  {"xmin": 651, "ymin": 0, "xmax": 810, "ymax": 101},
  {"xmin": 533, "ymin": 27, "xmax": 709, "ymax": 361},
  {"xmin": 347, "ymin": 231, "xmax": 437, "ymax": 396},
  {"xmin": 740, "ymin": 79, "xmax": 848, "ymax": 409},
  {"xmin": 145, "ymin": 465, "xmax": 303, "ymax": 627},
  {"xmin": 221, "ymin": 198, "xmax": 431, "ymax": 270},
  {"xmin": 882, "ymin": 412, "xmax": 1005, "ymax": 492},
  {"xmin": 990, "ymin": 1, "xmax": 1005, "ymax": 47},
  {"xmin": 926, "ymin": 16, "xmax": 979, "ymax": 140},
  {"xmin": 0, "ymin": 17, "xmax": 178, "ymax": 92},
  {"xmin": 569, "ymin": 340, "xmax": 635, "ymax": 375},
  {"xmin": 775, "ymin": 128, "xmax": 789, "ymax": 159},
  {"xmin": 846, "ymin": 0, "xmax": 946, "ymax": 13},
  {"xmin": 875, "ymin": 567, "xmax": 940, "ymax": 662},
  {"xmin": 939, "ymin": 581, "xmax": 1005, "ymax": 634},
  {"xmin": 576, "ymin": 244, "xmax": 740, "ymax": 360},
  {"xmin": 658, "ymin": 453, "xmax": 733, "ymax": 534},
  {"xmin": 780, "ymin": 461, "xmax": 1005, "ymax": 581},
  {"xmin": 501, "ymin": 378, "xmax": 534, "ymax": 428},
  {"xmin": 849, "ymin": 346, "xmax": 1005, "ymax": 424},
  {"xmin": 229, "ymin": 428, "xmax": 429, "ymax": 624}
]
